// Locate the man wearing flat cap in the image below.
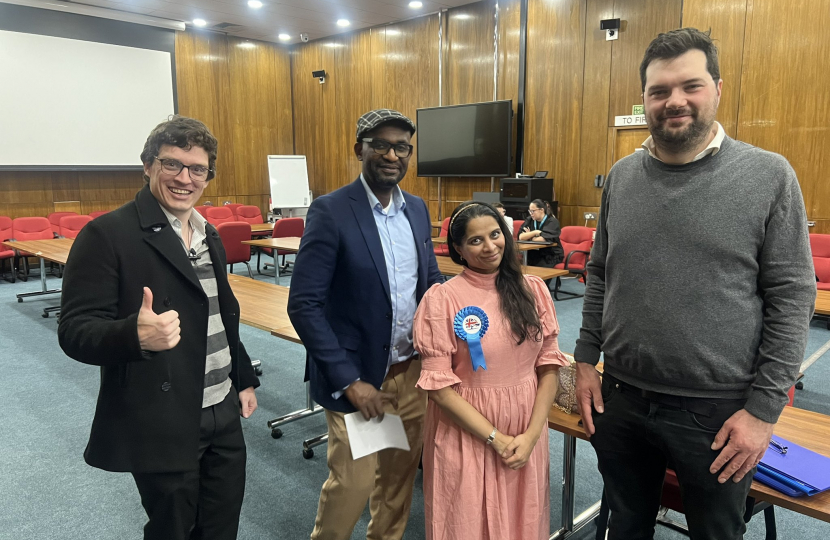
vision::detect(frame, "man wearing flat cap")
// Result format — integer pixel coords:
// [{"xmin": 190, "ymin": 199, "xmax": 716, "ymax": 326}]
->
[{"xmin": 289, "ymin": 109, "xmax": 442, "ymax": 539}]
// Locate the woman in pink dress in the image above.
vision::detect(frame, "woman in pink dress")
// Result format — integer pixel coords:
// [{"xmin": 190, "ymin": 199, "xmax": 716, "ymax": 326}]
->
[{"xmin": 413, "ymin": 201, "xmax": 570, "ymax": 540}]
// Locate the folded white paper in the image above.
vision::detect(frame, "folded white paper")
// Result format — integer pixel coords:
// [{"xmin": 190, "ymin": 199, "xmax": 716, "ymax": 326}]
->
[{"xmin": 344, "ymin": 412, "xmax": 411, "ymax": 460}]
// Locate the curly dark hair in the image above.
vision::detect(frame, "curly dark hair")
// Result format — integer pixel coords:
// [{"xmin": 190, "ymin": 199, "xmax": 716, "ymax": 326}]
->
[
  {"xmin": 140, "ymin": 115, "xmax": 218, "ymax": 182},
  {"xmin": 639, "ymin": 28, "xmax": 720, "ymax": 92},
  {"xmin": 447, "ymin": 201, "xmax": 542, "ymax": 345}
]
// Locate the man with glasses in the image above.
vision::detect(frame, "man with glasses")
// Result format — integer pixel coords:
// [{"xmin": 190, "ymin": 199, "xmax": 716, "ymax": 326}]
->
[
  {"xmin": 288, "ymin": 109, "xmax": 442, "ymax": 539},
  {"xmin": 59, "ymin": 115, "xmax": 259, "ymax": 540}
]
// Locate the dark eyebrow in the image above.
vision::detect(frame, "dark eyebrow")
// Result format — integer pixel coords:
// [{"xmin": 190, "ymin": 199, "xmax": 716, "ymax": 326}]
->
[{"xmin": 647, "ymin": 77, "xmax": 707, "ymax": 91}]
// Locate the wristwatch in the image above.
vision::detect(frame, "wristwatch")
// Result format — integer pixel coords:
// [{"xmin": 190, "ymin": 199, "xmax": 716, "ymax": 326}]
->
[{"xmin": 486, "ymin": 427, "xmax": 497, "ymax": 445}]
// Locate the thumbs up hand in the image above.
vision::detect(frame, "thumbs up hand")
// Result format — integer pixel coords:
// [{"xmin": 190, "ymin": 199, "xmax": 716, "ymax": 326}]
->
[{"xmin": 137, "ymin": 287, "xmax": 181, "ymax": 351}]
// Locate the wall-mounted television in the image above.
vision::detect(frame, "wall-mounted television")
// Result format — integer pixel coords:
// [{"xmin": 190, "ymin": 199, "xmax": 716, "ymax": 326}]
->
[{"xmin": 416, "ymin": 100, "xmax": 512, "ymax": 177}]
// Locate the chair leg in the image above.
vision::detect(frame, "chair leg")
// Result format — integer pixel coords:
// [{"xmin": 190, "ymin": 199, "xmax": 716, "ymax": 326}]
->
[
  {"xmin": 552, "ymin": 275, "xmax": 585, "ymax": 301},
  {"xmin": 229, "ymin": 264, "xmax": 234, "ymax": 274},
  {"xmin": 256, "ymin": 250, "xmax": 263, "ymax": 275},
  {"xmin": 245, "ymin": 262, "xmax": 253, "ymax": 279},
  {"xmin": 763, "ymin": 506, "xmax": 777, "ymax": 540}
]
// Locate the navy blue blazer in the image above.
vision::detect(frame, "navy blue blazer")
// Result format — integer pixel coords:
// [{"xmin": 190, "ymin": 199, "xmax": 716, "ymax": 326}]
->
[{"xmin": 287, "ymin": 178, "xmax": 443, "ymax": 413}]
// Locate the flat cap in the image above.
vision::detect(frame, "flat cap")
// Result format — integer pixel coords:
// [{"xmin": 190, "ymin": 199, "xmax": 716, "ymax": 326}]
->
[{"xmin": 355, "ymin": 109, "xmax": 416, "ymax": 140}]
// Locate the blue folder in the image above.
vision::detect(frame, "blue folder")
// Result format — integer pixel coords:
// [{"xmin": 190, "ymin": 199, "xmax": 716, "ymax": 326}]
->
[{"xmin": 752, "ymin": 436, "xmax": 830, "ymax": 497}]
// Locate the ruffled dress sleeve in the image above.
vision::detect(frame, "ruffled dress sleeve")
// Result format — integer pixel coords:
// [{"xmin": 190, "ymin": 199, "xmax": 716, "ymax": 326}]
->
[
  {"xmin": 526, "ymin": 275, "xmax": 571, "ymax": 368},
  {"xmin": 413, "ymin": 283, "xmax": 462, "ymax": 390}
]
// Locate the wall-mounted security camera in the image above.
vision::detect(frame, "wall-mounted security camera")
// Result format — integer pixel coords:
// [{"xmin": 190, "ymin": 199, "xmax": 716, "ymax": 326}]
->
[
  {"xmin": 601, "ymin": 18, "xmax": 620, "ymax": 41},
  {"xmin": 299, "ymin": 32, "xmax": 309, "ymax": 43},
  {"xmin": 312, "ymin": 69, "xmax": 326, "ymax": 84}
]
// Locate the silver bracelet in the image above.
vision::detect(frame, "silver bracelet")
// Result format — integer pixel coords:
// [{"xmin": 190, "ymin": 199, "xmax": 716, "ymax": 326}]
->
[{"xmin": 486, "ymin": 427, "xmax": 497, "ymax": 445}]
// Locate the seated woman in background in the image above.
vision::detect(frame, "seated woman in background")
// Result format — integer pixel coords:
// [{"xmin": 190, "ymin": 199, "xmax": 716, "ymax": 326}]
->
[
  {"xmin": 519, "ymin": 198, "xmax": 564, "ymax": 268},
  {"xmin": 413, "ymin": 201, "xmax": 569, "ymax": 540}
]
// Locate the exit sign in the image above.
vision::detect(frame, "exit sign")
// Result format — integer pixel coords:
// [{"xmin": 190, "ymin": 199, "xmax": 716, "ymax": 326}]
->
[{"xmin": 632, "ymin": 104, "xmax": 644, "ymax": 115}]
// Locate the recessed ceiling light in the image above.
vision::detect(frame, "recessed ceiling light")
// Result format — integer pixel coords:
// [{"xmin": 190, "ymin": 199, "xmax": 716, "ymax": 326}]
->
[
  {"xmin": 278, "ymin": 34, "xmax": 290, "ymax": 41},
  {"xmin": 248, "ymin": 0, "xmax": 263, "ymax": 7},
  {"xmin": 336, "ymin": 19, "xmax": 350, "ymax": 27},
  {"xmin": 238, "ymin": 41, "xmax": 255, "ymax": 48},
  {"xmin": 455, "ymin": 14, "xmax": 471, "ymax": 20},
  {"xmin": 408, "ymin": 1, "xmax": 423, "ymax": 8},
  {"xmin": 193, "ymin": 19, "xmax": 207, "ymax": 27}
]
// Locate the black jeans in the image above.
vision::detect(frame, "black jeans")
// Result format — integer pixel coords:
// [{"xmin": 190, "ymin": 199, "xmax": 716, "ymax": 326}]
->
[
  {"xmin": 590, "ymin": 373, "xmax": 753, "ymax": 540},
  {"xmin": 132, "ymin": 388, "xmax": 247, "ymax": 540}
]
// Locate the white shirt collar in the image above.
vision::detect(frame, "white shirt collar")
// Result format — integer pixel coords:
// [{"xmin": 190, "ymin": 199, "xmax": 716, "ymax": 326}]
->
[
  {"xmin": 641, "ymin": 121, "xmax": 725, "ymax": 164},
  {"xmin": 158, "ymin": 202, "xmax": 207, "ymax": 238}
]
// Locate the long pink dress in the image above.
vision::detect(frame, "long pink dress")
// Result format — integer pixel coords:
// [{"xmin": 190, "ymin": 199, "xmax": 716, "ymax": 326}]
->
[{"xmin": 413, "ymin": 269, "xmax": 569, "ymax": 540}]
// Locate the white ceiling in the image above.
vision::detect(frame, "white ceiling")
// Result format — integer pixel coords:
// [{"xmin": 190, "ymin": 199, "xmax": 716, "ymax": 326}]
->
[{"xmin": 50, "ymin": 0, "xmax": 475, "ymax": 44}]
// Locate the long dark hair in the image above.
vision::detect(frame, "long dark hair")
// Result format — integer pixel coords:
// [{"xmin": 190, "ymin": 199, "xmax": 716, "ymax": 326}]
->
[
  {"xmin": 447, "ymin": 201, "xmax": 542, "ymax": 344},
  {"xmin": 530, "ymin": 198, "xmax": 550, "ymax": 218}
]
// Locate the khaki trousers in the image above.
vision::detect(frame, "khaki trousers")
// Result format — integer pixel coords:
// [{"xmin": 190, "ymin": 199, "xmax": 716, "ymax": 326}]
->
[{"xmin": 310, "ymin": 358, "xmax": 427, "ymax": 540}]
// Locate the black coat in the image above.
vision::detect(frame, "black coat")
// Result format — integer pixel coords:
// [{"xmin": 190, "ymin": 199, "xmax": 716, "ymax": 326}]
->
[
  {"xmin": 58, "ymin": 185, "xmax": 259, "ymax": 474},
  {"xmin": 520, "ymin": 214, "xmax": 565, "ymax": 267}
]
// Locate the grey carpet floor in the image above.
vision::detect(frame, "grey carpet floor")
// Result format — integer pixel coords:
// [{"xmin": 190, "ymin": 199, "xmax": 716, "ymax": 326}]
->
[{"xmin": 1, "ymin": 260, "xmax": 829, "ymax": 539}]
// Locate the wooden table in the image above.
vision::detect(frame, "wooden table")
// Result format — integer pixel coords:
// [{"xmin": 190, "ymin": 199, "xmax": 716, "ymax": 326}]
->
[
  {"xmin": 250, "ymin": 222, "xmax": 275, "ymax": 233},
  {"xmin": 1, "ymin": 238, "xmax": 74, "ymax": 305},
  {"xmin": 435, "ymin": 256, "xmax": 568, "ymax": 282},
  {"xmin": 227, "ymin": 274, "xmax": 324, "ymax": 457},
  {"xmin": 431, "ymin": 220, "xmax": 443, "ymax": 229},
  {"xmin": 816, "ymin": 290, "xmax": 830, "ymax": 329},
  {"xmin": 242, "ymin": 237, "xmax": 302, "ymax": 284},
  {"xmin": 546, "ymin": 404, "xmax": 830, "ymax": 538}
]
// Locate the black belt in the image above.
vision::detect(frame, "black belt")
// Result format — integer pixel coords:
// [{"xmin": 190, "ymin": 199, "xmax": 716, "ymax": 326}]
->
[{"xmin": 604, "ymin": 373, "xmax": 744, "ymax": 418}]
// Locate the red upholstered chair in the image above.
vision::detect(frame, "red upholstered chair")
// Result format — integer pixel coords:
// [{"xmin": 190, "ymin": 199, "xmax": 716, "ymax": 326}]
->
[
  {"xmin": 810, "ymin": 234, "xmax": 830, "ymax": 291},
  {"xmin": 551, "ymin": 226, "xmax": 594, "ymax": 301},
  {"xmin": 235, "ymin": 205, "xmax": 270, "ymax": 237},
  {"xmin": 12, "ymin": 217, "xmax": 54, "ymax": 281},
  {"xmin": 194, "ymin": 205, "xmax": 209, "ymax": 218},
  {"xmin": 224, "ymin": 203, "xmax": 244, "ymax": 218},
  {"xmin": 47, "ymin": 212, "xmax": 77, "ymax": 236},
  {"xmin": 0, "ymin": 216, "xmax": 15, "ymax": 282},
  {"xmin": 204, "ymin": 206, "xmax": 235, "ymax": 226},
  {"xmin": 217, "ymin": 222, "xmax": 253, "ymax": 278},
  {"xmin": 59, "ymin": 215, "xmax": 93, "ymax": 239},
  {"xmin": 433, "ymin": 218, "xmax": 450, "ymax": 257},
  {"xmin": 257, "ymin": 217, "xmax": 304, "ymax": 275},
  {"xmin": 88, "ymin": 210, "xmax": 109, "ymax": 219}
]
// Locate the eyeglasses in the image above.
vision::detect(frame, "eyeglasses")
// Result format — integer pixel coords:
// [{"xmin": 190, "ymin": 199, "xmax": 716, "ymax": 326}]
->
[
  {"xmin": 155, "ymin": 157, "xmax": 213, "ymax": 183},
  {"xmin": 528, "ymin": 207, "xmax": 543, "ymax": 214},
  {"xmin": 361, "ymin": 138, "xmax": 413, "ymax": 158}
]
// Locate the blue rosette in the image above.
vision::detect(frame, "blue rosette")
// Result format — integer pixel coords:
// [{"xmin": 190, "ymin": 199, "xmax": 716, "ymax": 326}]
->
[{"xmin": 453, "ymin": 306, "xmax": 489, "ymax": 371}]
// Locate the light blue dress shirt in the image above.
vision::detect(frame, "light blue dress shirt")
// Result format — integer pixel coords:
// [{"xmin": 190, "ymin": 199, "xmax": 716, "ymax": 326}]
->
[{"xmin": 359, "ymin": 174, "xmax": 419, "ymax": 370}]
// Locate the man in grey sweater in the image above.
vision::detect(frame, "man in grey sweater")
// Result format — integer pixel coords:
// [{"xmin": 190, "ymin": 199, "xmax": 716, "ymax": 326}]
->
[{"xmin": 574, "ymin": 28, "xmax": 815, "ymax": 539}]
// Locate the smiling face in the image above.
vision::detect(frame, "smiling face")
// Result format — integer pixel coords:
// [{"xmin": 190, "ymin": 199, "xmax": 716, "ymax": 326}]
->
[
  {"xmin": 144, "ymin": 144, "xmax": 209, "ymax": 221},
  {"xmin": 354, "ymin": 123, "xmax": 412, "ymax": 190},
  {"xmin": 454, "ymin": 216, "xmax": 505, "ymax": 274},
  {"xmin": 643, "ymin": 49, "xmax": 722, "ymax": 156}
]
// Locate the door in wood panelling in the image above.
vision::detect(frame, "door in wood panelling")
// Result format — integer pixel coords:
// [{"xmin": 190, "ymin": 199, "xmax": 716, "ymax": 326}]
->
[
  {"xmin": 681, "ymin": 0, "xmax": 749, "ymax": 138},
  {"xmin": 524, "ymin": 0, "xmax": 586, "ymax": 207},
  {"xmin": 610, "ymin": 127, "xmax": 649, "ymax": 167},
  {"xmin": 737, "ymin": 0, "xmax": 830, "ymax": 219},
  {"xmin": 608, "ymin": 0, "xmax": 682, "ymax": 120}
]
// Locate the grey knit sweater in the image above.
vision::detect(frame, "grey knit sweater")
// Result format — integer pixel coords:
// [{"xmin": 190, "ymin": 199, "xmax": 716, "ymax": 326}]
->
[{"xmin": 574, "ymin": 135, "xmax": 815, "ymax": 423}]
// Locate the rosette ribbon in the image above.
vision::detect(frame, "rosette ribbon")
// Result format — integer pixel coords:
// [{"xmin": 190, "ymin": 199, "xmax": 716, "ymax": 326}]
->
[{"xmin": 454, "ymin": 306, "xmax": 489, "ymax": 371}]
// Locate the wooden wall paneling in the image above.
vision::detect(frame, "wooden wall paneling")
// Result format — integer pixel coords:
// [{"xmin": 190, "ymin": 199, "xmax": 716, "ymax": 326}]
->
[
  {"xmin": 737, "ymin": 0, "xmax": 830, "ymax": 219},
  {"xmin": 442, "ymin": 2, "xmax": 499, "ymax": 205},
  {"xmin": 369, "ymin": 28, "xmax": 388, "ymax": 110},
  {"xmin": 608, "ymin": 0, "xmax": 682, "ymax": 119},
  {"xmin": 523, "ymin": 0, "xmax": 586, "ymax": 208},
  {"xmin": 318, "ymin": 40, "xmax": 340, "ymax": 196},
  {"xmin": 77, "ymin": 171, "xmax": 144, "ymax": 203},
  {"xmin": 175, "ymin": 31, "xmax": 234, "ymax": 200},
  {"xmin": 497, "ymin": 0, "xmax": 521, "ymax": 177},
  {"xmin": 576, "ymin": 205, "xmax": 601, "ymax": 227},
  {"xmin": 51, "ymin": 172, "xmax": 80, "ymax": 203},
  {"xmin": 557, "ymin": 205, "xmax": 579, "ymax": 227},
  {"xmin": 384, "ymin": 15, "xmax": 441, "ymax": 202},
  {"xmin": 333, "ymin": 32, "xmax": 374, "ymax": 189},
  {"xmin": 79, "ymin": 200, "xmax": 132, "ymax": 214},
  {"xmin": 53, "ymin": 201, "xmax": 81, "ymax": 213},
  {"xmin": 577, "ymin": 0, "xmax": 614, "ymax": 212},
  {"xmin": 291, "ymin": 42, "xmax": 325, "ymax": 197},
  {"xmin": 809, "ymin": 221, "xmax": 830, "ymax": 235},
  {"xmin": 681, "ymin": 0, "xmax": 749, "ymax": 138},
  {"xmin": 226, "ymin": 38, "xmax": 293, "ymax": 199}
]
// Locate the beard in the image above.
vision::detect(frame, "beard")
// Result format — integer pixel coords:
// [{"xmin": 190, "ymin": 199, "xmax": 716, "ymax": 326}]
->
[
  {"xmin": 364, "ymin": 159, "xmax": 407, "ymax": 188},
  {"xmin": 648, "ymin": 104, "xmax": 716, "ymax": 154}
]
